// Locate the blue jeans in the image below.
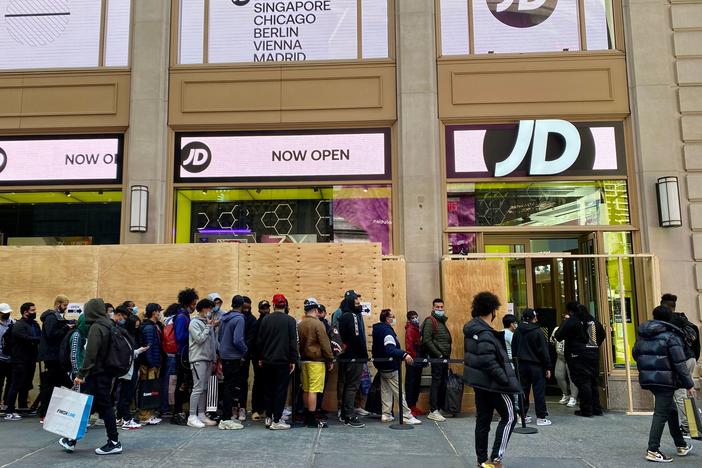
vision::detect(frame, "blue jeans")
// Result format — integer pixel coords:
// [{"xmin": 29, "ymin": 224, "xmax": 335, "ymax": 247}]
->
[{"xmin": 160, "ymin": 355, "xmax": 176, "ymax": 412}]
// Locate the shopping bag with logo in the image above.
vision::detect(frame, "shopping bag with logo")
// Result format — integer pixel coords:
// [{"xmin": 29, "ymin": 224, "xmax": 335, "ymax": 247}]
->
[
  {"xmin": 43, "ymin": 386, "xmax": 93, "ymax": 440},
  {"xmin": 684, "ymin": 397, "xmax": 702, "ymax": 440},
  {"xmin": 206, "ymin": 374, "xmax": 219, "ymax": 412},
  {"xmin": 138, "ymin": 378, "xmax": 161, "ymax": 410}
]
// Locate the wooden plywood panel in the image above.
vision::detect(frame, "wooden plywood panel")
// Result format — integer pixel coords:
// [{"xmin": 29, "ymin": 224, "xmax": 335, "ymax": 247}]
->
[
  {"xmin": 0, "ymin": 247, "xmax": 34, "ymax": 319},
  {"xmin": 382, "ymin": 256, "xmax": 407, "ymax": 349},
  {"xmin": 96, "ymin": 244, "xmax": 239, "ymax": 310},
  {"xmin": 441, "ymin": 258, "xmax": 507, "ymax": 367}
]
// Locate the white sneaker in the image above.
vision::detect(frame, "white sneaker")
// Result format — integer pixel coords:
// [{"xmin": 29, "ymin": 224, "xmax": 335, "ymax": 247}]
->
[
  {"xmin": 94, "ymin": 418, "xmax": 105, "ymax": 426},
  {"xmin": 265, "ymin": 417, "xmax": 272, "ymax": 428},
  {"xmin": 567, "ymin": 397, "xmax": 577, "ymax": 408},
  {"xmin": 354, "ymin": 407, "xmax": 370, "ymax": 416},
  {"xmin": 405, "ymin": 416, "xmax": 422, "ymax": 425},
  {"xmin": 4, "ymin": 413, "xmax": 22, "ymax": 421},
  {"xmin": 238, "ymin": 408, "xmax": 247, "ymax": 422},
  {"xmin": 427, "ymin": 410, "xmax": 446, "ymax": 422},
  {"xmin": 218, "ymin": 419, "xmax": 244, "ymax": 430},
  {"xmin": 558, "ymin": 395, "xmax": 569, "ymax": 405},
  {"xmin": 199, "ymin": 414, "xmax": 217, "ymax": 426},
  {"xmin": 270, "ymin": 421, "xmax": 291, "ymax": 430},
  {"xmin": 536, "ymin": 418, "xmax": 552, "ymax": 426},
  {"xmin": 520, "ymin": 415, "xmax": 533, "ymax": 424},
  {"xmin": 121, "ymin": 419, "xmax": 142, "ymax": 430},
  {"xmin": 187, "ymin": 415, "xmax": 205, "ymax": 428},
  {"xmin": 144, "ymin": 416, "xmax": 162, "ymax": 425},
  {"xmin": 381, "ymin": 414, "xmax": 394, "ymax": 423}
]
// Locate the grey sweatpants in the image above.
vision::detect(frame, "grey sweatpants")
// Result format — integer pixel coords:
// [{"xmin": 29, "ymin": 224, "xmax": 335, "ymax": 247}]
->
[
  {"xmin": 555, "ymin": 357, "xmax": 578, "ymax": 400},
  {"xmin": 190, "ymin": 361, "xmax": 212, "ymax": 417},
  {"xmin": 673, "ymin": 357, "xmax": 697, "ymax": 431}
]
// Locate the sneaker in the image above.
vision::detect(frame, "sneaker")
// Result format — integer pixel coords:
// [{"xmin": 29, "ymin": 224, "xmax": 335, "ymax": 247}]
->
[
  {"xmin": 645, "ymin": 450, "xmax": 673, "ymax": 463},
  {"xmin": 121, "ymin": 419, "xmax": 142, "ymax": 430},
  {"xmin": 251, "ymin": 412, "xmax": 263, "ymax": 421},
  {"xmin": 676, "ymin": 444, "xmax": 693, "ymax": 457},
  {"xmin": 381, "ymin": 414, "xmax": 394, "ymax": 423},
  {"xmin": 337, "ymin": 409, "xmax": 344, "ymax": 423},
  {"xmin": 238, "ymin": 408, "xmax": 247, "ymax": 422},
  {"xmin": 354, "ymin": 407, "xmax": 370, "ymax": 416},
  {"xmin": 682, "ymin": 431, "xmax": 692, "ymax": 440},
  {"xmin": 58, "ymin": 438, "xmax": 76, "ymax": 453},
  {"xmin": 410, "ymin": 406, "xmax": 425, "ymax": 417},
  {"xmin": 558, "ymin": 395, "xmax": 569, "ymax": 405},
  {"xmin": 198, "ymin": 414, "xmax": 217, "ymax": 426},
  {"xmin": 94, "ymin": 418, "xmax": 105, "ymax": 426},
  {"xmin": 567, "ymin": 398, "xmax": 577, "ymax": 408},
  {"xmin": 270, "ymin": 421, "xmax": 291, "ymax": 430},
  {"xmin": 520, "ymin": 415, "xmax": 533, "ymax": 424},
  {"xmin": 265, "ymin": 417, "xmax": 272, "ymax": 428},
  {"xmin": 536, "ymin": 418, "xmax": 552, "ymax": 426},
  {"xmin": 116, "ymin": 418, "xmax": 124, "ymax": 426},
  {"xmin": 144, "ymin": 416, "xmax": 162, "ymax": 425},
  {"xmin": 218, "ymin": 419, "xmax": 244, "ymax": 430},
  {"xmin": 170, "ymin": 413, "xmax": 188, "ymax": 426},
  {"xmin": 39, "ymin": 418, "xmax": 44, "ymax": 424},
  {"xmin": 344, "ymin": 416, "xmax": 365, "ymax": 428},
  {"xmin": 405, "ymin": 416, "xmax": 422, "ymax": 425},
  {"xmin": 187, "ymin": 415, "xmax": 205, "ymax": 428},
  {"xmin": 4, "ymin": 413, "xmax": 22, "ymax": 421},
  {"xmin": 282, "ymin": 406, "xmax": 292, "ymax": 417},
  {"xmin": 95, "ymin": 440, "xmax": 122, "ymax": 455},
  {"xmin": 427, "ymin": 410, "xmax": 446, "ymax": 422}
]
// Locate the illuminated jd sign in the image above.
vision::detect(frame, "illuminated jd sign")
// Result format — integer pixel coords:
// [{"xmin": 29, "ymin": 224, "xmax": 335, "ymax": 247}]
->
[{"xmin": 491, "ymin": 120, "xmax": 581, "ymax": 177}]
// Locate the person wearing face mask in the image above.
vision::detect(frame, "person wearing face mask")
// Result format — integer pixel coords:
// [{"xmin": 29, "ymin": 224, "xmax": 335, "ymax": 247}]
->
[
  {"xmin": 404, "ymin": 310, "xmax": 425, "ymax": 416},
  {"xmin": 336, "ymin": 290, "xmax": 368, "ymax": 428},
  {"xmin": 0, "ymin": 303, "xmax": 14, "ymax": 412},
  {"xmin": 422, "ymin": 298, "xmax": 453, "ymax": 422},
  {"xmin": 218, "ymin": 295, "xmax": 247, "ymax": 430},
  {"xmin": 122, "ymin": 300, "xmax": 138, "ymax": 316},
  {"xmin": 138, "ymin": 303, "xmax": 163, "ymax": 425},
  {"xmin": 187, "ymin": 299, "xmax": 218, "ymax": 428},
  {"xmin": 250, "ymin": 300, "xmax": 271, "ymax": 421},
  {"xmin": 207, "ymin": 293, "xmax": 224, "ymax": 322},
  {"xmin": 5, "ymin": 303, "xmax": 41, "ymax": 421},
  {"xmin": 38, "ymin": 295, "xmax": 75, "ymax": 422},
  {"xmin": 372, "ymin": 309, "xmax": 422, "ymax": 425},
  {"xmin": 464, "ymin": 292, "xmax": 520, "ymax": 468}
]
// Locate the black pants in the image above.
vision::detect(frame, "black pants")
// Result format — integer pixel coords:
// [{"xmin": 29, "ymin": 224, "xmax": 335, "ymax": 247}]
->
[
  {"xmin": 338, "ymin": 362, "xmax": 363, "ymax": 419},
  {"xmin": 0, "ymin": 361, "xmax": 11, "ymax": 405},
  {"xmin": 251, "ymin": 362, "xmax": 265, "ymax": 414},
  {"xmin": 84, "ymin": 374, "xmax": 119, "ymax": 442},
  {"xmin": 568, "ymin": 358, "xmax": 601, "ymax": 416},
  {"xmin": 239, "ymin": 359, "xmax": 251, "ymax": 410},
  {"xmin": 38, "ymin": 360, "xmax": 71, "ymax": 417},
  {"xmin": 474, "ymin": 389, "xmax": 517, "ymax": 464},
  {"xmin": 405, "ymin": 364, "xmax": 423, "ymax": 408},
  {"xmin": 518, "ymin": 362, "xmax": 547, "ymax": 419},
  {"xmin": 6, "ymin": 362, "xmax": 32, "ymax": 412},
  {"xmin": 648, "ymin": 388, "xmax": 686, "ymax": 452},
  {"xmin": 115, "ymin": 369, "xmax": 138, "ymax": 421},
  {"xmin": 173, "ymin": 354, "xmax": 192, "ymax": 414},
  {"xmin": 430, "ymin": 362, "xmax": 448, "ymax": 412},
  {"xmin": 221, "ymin": 359, "xmax": 243, "ymax": 421},
  {"xmin": 263, "ymin": 363, "xmax": 290, "ymax": 423}
]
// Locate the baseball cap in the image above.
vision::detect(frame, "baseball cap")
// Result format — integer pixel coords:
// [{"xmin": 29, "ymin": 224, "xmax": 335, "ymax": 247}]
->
[
  {"xmin": 0, "ymin": 303, "xmax": 12, "ymax": 314},
  {"xmin": 145, "ymin": 303, "xmax": 162, "ymax": 314},
  {"xmin": 318, "ymin": 304, "xmax": 326, "ymax": 313},
  {"xmin": 272, "ymin": 294, "xmax": 288, "ymax": 308},
  {"xmin": 258, "ymin": 300, "xmax": 271, "ymax": 309},
  {"xmin": 304, "ymin": 298, "xmax": 320, "ymax": 311},
  {"xmin": 231, "ymin": 295, "xmax": 245, "ymax": 308},
  {"xmin": 344, "ymin": 289, "xmax": 361, "ymax": 298}
]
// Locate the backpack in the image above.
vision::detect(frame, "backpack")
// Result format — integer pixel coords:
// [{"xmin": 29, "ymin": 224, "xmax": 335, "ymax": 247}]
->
[
  {"xmin": 0, "ymin": 321, "xmax": 13, "ymax": 359},
  {"xmin": 59, "ymin": 329, "xmax": 76, "ymax": 371},
  {"xmin": 102, "ymin": 323, "xmax": 134, "ymax": 377},
  {"xmin": 162, "ymin": 316, "xmax": 177, "ymax": 354}
]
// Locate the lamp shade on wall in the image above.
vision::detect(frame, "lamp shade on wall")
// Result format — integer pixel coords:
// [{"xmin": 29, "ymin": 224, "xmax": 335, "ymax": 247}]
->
[
  {"xmin": 130, "ymin": 185, "xmax": 149, "ymax": 232},
  {"xmin": 656, "ymin": 176, "xmax": 682, "ymax": 228}
]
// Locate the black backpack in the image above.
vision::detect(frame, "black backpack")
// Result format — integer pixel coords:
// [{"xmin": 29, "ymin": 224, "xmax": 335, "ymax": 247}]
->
[
  {"xmin": 59, "ymin": 329, "xmax": 76, "ymax": 372},
  {"xmin": 101, "ymin": 323, "xmax": 134, "ymax": 377}
]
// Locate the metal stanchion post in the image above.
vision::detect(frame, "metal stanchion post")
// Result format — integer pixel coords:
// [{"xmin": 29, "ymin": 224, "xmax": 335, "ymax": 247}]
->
[
  {"xmin": 512, "ymin": 357, "xmax": 538, "ymax": 435},
  {"xmin": 390, "ymin": 357, "xmax": 413, "ymax": 430}
]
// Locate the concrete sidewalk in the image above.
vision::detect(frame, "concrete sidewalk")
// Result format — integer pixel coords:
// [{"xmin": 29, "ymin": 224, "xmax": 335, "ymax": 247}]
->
[{"xmin": 1, "ymin": 404, "xmax": 699, "ymax": 468}]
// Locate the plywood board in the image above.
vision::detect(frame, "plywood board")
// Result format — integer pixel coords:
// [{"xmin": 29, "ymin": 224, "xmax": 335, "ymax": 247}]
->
[
  {"xmin": 0, "ymin": 247, "xmax": 34, "ymax": 319},
  {"xmin": 382, "ymin": 256, "xmax": 408, "ymax": 351}
]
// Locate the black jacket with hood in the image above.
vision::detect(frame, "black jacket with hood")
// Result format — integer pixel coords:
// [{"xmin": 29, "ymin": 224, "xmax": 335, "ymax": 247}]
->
[
  {"xmin": 463, "ymin": 317, "xmax": 520, "ymax": 394},
  {"xmin": 9, "ymin": 316, "xmax": 41, "ymax": 365},
  {"xmin": 554, "ymin": 312, "xmax": 606, "ymax": 362},
  {"xmin": 78, "ymin": 299, "xmax": 113, "ymax": 379},
  {"xmin": 511, "ymin": 321, "xmax": 551, "ymax": 368},
  {"xmin": 38, "ymin": 308, "xmax": 71, "ymax": 362},
  {"xmin": 633, "ymin": 319, "xmax": 695, "ymax": 391},
  {"xmin": 337, "ymin": 293, "xmax": 368, "ymax": 360}
]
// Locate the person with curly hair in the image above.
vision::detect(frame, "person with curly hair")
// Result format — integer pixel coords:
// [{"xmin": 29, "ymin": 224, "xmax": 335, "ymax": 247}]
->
[{"xmin": 171, "ymin": 288, "xmax": 199, "ymax": 426}]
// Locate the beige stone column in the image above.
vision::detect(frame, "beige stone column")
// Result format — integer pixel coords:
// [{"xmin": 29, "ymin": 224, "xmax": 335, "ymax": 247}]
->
[
  {"xmin": 395, "ymin": 1, "xmax": 443, "ymax": 314},
  {"xmin": 121, "ymin": 0, "xmax": 171, "ymax": 243}
]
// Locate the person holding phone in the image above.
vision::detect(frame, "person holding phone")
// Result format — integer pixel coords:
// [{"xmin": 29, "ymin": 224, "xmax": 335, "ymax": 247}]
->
[{"xmin": 187, "ymin": 299, "xmax": 218, "ymax": 429}]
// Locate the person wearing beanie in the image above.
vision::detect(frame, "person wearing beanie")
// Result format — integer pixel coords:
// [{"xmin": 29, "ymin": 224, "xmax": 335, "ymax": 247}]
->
[{"xmin": 218, "ymin": 295, "xmax": 247, "ymax": 430}]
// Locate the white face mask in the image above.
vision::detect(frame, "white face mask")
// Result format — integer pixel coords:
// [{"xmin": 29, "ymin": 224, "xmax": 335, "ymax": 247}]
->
[
  {"xmin": 434, "ymin": 309, "xmax": 445, "ymax": 317},
  {"xmin": 391, "ymin": 318, "xmax": 397, "ymax": 326}
]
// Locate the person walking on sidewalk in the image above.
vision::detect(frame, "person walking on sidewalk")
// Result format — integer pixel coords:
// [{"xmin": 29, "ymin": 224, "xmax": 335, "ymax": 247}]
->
[
  {"xmin": 371, "ymin": 309, "xmax": 421, "ymax": 425},
  {"xmin": 422, "ymin": 298, "xmax": 453, "ymax": 422},
  {"xmin": 512, "ymin": 308, "xmax": 552, "ymax": 426},
  {"xmin": 404, "ymin": 310, "xmax": 425, "ymax": 416},
  {"xmin": 218, "ymin": 295, "xmax": 247, "ymax": 430},
  {"xmin": 187, "ymin": 298, "xmax": 218, "ymax": 429},
  {"xmin": 38, "ymin": 295, "xmax": 74, "ymax": 421},
  {"xmin": 633, "ymin": 305, "xmax": 695, "ymax": 463},
  {"xmin": 464, "ymin": 292, "xmax": 520, "ymax": 468},
  {"xmin": 257, "ymin": 294, "xmax": 298, "ymax": 430}
]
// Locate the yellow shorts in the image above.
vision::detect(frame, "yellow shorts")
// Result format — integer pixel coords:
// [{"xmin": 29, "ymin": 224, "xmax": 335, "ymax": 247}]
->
[{"xmin": 301, "ymin": 362, "xmax": 326, "ymax": 393}]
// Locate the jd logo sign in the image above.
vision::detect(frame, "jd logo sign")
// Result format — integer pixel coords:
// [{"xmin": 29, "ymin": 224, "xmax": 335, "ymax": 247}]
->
[
  {"xmin": 487, "ymin": 120, "xmax": 585, "ymax": 177},
  {"xmin": 0, "ymin": 147, "xmax": 7, "ymax": 173},
  {"xmin": 490, "ymin": 0, "xmax": 557, "ymax": 28},
  {"xmin": 181, "ymin": 142, "xmax": 212, "ymax": 173}
]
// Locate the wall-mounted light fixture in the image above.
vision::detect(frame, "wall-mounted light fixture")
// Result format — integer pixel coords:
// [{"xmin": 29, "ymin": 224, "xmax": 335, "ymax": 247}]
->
[
  {"xmin": 656, "ymin": 176, "xmax": 682, "ymax": 228},
  {"xmin": 130, "ymin": 185, "xmax": 149, "ymax": 233}
]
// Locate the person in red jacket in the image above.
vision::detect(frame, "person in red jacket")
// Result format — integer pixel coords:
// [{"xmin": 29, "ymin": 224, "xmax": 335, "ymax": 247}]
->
[{"xmin": 404, "ymin": 310, "xmax": 425, "ymax": 416}]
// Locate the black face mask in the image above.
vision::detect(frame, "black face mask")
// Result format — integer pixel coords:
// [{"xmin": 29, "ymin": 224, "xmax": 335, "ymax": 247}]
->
[
  {"xmin": 0, "ymin": 314, "xmax": 10, "ymax": 322},
  {"xmin": 27, "ymin": 312, "xmax": 37, "ymax": 321}
]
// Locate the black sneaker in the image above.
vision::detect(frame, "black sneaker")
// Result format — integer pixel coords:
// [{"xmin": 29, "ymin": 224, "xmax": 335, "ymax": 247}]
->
[
  {"xmin": 58, "ymin": 438, "xmax": 76, "ymax": 453},
  {"xmin": 159, "ymin": 410, "xmax": 173, "ymax": 418},
  {"xmin": 95, "ymin": 440, "xmax": 122, "ymax": 455},
  {"xmin": 170, "ymin": 413, "xmax": 188, "ymax": 426},
  {"xmin": 344, "ymin": 416, "xmax": 365, "ymax": 428}
]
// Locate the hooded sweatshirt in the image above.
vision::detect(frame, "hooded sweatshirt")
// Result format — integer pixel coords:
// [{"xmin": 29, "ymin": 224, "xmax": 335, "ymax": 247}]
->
[
  {"xmin": 554, "ymin": 312, "xmax": 606, "ymax": 362},
  {"xmin": 337, "ymin": 294, "xmax": 368, "ymax": 359},
  {"xmin": 38, "ymin": 308, "xmax": 71, "ymax": 362},
  {"xmin": 633, "ymin": 319, "xmax": 694, "ymax": 391},
  {"xmin": 511, "ymin": 321, "xmax": 551, "ymax": 368},
  {"xmin": 69, "ymin": 314, "xmax": 90, "ymax": 377},
  {"xmin": 78, "ymin": 298, "xmax": 113, "ymax": 379},
  {"xmin": 218, "ymin": 309, "xmax": 247, "ymax": 360},
  {"xmin": 207, "ymin": 293, "xmax": 224, "ymax": 321},
  {"xmin": 189, "ymin": 315, "xmax": 217, "ymax": 363}
]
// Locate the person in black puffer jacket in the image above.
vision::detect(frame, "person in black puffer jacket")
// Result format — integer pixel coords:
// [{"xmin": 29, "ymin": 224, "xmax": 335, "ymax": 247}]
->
[
  {"xmin": 633, "ymin": 306, "xmax": 696, "ymax": 462},
  {"xmin": 463, "ymin": 292, "xmax": 520, "ymax": 468}
]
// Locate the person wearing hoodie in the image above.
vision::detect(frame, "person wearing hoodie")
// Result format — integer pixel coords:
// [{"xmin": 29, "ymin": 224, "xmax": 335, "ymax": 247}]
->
[
  {"xmin": 138, "ymin": 303, "xmax": 163, "ymax": 426},
  {"xmin": 463, "ymin": 292, "xmax": 520, "ymax": 468},
  {"xmin": 633, "ymin": 306, "xmax": 695, "ymax": 463},
  {"xmin": 62, "ymin": 298, "xmax": 123, "ymax": 455},
  {"xmin": 404, "ymin": 310, "xmax": 424, "ymax": 416},
  {"xmin": 4, "ymin": 303, "xmax": 40, "ymax": 422},
  {"xmin": 372, "ymin": 309, "xmax": 421, "ymax": 425},
  {"xmin": 554, "ymin": 304, "xmax": 606, "ymax": 418},
  {"xmin": 208, "ymin": 293, "xmax": 224, "ymax": 322},
  {"xmin": 172, "ymin": 288, "xmax": 198, "ymax": 426},
  {"xmin": 238, "ymin": 295, "xmax": 257, "ymax": 422},
  {"xmin": 187, "ymin": 299, "xmax": 219, "ymax": 429},
  {"xmin": 550, "ymin": 302, "xmax": 578, "ymax": 408},
  {"xmin": 38, "ymin": 295, "xmax": 74, "ymax": 420},
  {"xmin": 337, "ymin": 290, "xmax": 368, "ymax": 428},
  {"xmin": 422, "ymin": 298, "xmax": 452, "ymax": 422},
  {"xmin": 511, "ymin": 308, "xmax": 551, "ymax": 426},
  {"xmin": 251, "ymin": 299, "xmax": 271, "ymax": 421},
  {"xmin": 68, "ymin": 314, "xmax": 90, "ymax": 380},
  {"xmin": 218, "ymin": 295, "xmax": 248, "ymax": 430}
]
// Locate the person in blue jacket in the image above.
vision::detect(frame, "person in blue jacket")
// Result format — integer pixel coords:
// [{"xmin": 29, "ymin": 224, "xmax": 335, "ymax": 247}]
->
[
  {"xmin": 218, "ymin": 295, "xmax": 248, "ymax": 430},
  {"xmin": 138, "ymin": 303, "xmax": 163, "ymax": 425},
  {"xmin": 172, "ymin": 288, "xmax": 198, "ymax": 426},
  {"xmin": 371, "ymin": 309, "xmax": 421, "ymax": 425}
]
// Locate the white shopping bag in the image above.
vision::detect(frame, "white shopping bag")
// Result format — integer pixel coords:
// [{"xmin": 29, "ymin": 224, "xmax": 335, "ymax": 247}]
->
[
  {"xmin": 43, "ymin": 387, "xmax": 93, "ymax": 440},
  {"xmin": 206, "ymin": 375, "xmax": 218, "ymax": 412}
]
